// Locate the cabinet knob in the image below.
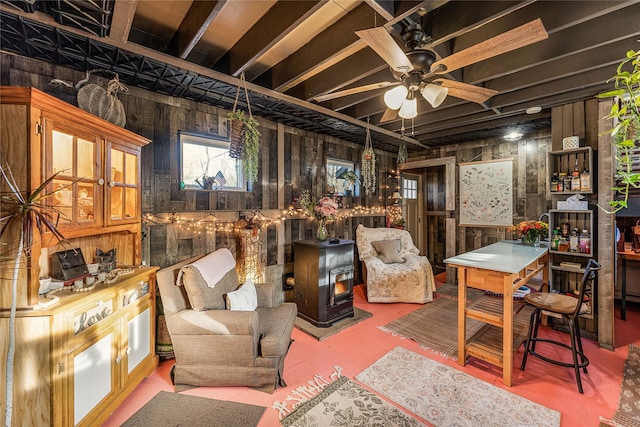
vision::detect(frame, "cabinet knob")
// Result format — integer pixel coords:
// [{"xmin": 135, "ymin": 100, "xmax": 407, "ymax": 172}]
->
[
  {"xmin": 126, "ymin": 347, "xmax": 131, "ymax": 355},
  {"xmin": 108, "ymin": 181, "xmax": 116, "ymax": 187},
  {"xmin": 115, "ymin": 355, "xmax": 122, "ymax": 364},
  {"xmin": 97, "ymin": 178, "xmax": 105, "ymax": 186}
]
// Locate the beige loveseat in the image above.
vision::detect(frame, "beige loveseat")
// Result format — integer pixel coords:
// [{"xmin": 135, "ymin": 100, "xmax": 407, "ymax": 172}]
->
[
  {"xmin": 356, "ymin": 224, "xmax": 435, "ymax": 304},
  {"xmin": 156, "ymin": 249, "xmax": 297, "ymax": 392}
]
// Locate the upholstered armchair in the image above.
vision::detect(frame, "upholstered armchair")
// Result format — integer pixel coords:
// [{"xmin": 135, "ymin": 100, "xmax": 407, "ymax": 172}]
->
[
  {"xmin": 355, "ymin": 224, "xmax": 435, "ymax": 304},
  {"xmin": 156, "ymin": 248, "xmax": 297, "ymax": 392}
]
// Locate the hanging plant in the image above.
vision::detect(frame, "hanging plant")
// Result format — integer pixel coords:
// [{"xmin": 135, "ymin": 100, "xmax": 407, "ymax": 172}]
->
[
  {"xmin": 596, "ymin": 46, "xmax": 640, "ymax": 213},
  {"xmin": 397, "ymin": 141, "xmax": 408, "ymax": 165},
  {"xmin": 361, "ymin": 121, "xmax": 377, "ymax": 195},
  {"xmin": 242, "ymin": 116, "xmax": 260, "ymax": 184},
  {"xmin": 227, "ymin": 73, "xmax": 260, "ymax": 183}
]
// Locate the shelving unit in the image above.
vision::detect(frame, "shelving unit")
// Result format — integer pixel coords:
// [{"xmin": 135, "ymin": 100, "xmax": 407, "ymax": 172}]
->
[
  {"xmin": 0, "ymin": 87, "xmax": 155, "ymax": 427},
  {"xmin": 547, "ymin": 146, "xmax": 597, "ymax": 321}
]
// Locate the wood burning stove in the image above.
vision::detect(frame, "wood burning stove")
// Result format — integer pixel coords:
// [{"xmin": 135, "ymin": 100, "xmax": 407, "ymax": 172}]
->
[{"xmin": 293, "ymin": 239, "xmax": 355, "ymax": 327}]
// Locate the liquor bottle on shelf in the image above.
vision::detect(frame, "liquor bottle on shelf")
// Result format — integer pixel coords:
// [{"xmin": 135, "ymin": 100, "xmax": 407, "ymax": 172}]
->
[
  {"xmin": 551, "ymin": 173, "xmax": 559, "ymax": 192},
  {"xmin": 579, "ymin": 229, "xmax": 591, "ymax": 254},
  {"xmin": 571, "ymin": 159, "xmax": 581, "ymax": 191},
  {"xmin": 580, "ymin": 168, "xmax": 590, "ymax": 192},
  {"xmin": 570, "ymin": 228, "xmax": 579, "ymax": 252},
  {"xmin": 558, "ymin": 173, "xmax": 565, "ymax": 192},
  {"xmin": 551, "ymin": 229, "xmax": 560, "ymax": 250},
  {"xmin": 563, "ymin": 172, "xmax": 572, "ymax": 193}
]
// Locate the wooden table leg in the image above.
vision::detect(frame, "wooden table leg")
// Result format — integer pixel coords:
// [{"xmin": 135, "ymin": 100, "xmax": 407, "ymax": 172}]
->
[
  {"xmin": 458, "ymin": 266, "xmax": 467, "ymax": 366},
  {"xmin": 503, "ymin": 274, "xmax": 514, "ymax": 386}
]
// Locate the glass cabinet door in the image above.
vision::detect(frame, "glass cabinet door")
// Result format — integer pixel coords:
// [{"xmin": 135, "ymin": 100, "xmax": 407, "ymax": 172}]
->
[
  {"xmin": 49, "ymin": 125, "xmax": 100, "ymax": 229},
  {"xmin": 107, "ymin": 144, "xmax": 140, "ymax": 225}
]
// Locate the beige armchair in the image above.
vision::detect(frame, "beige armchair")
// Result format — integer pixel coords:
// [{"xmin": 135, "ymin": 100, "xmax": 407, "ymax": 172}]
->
[
  {"xmin": 356, "ymin": 224, "xmax": 435, "ymax": 304},
  {"xmin": 156, "ymin": 249, "xmax": 297, "ymax": 392}
]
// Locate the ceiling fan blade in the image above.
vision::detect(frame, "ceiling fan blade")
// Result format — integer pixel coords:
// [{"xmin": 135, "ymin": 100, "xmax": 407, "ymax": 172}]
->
[
  {"xmin": 434, "ymin": 79, "xmax": 498, "ymax": 104},
  {"xmin": 356, "ymin": 27, "xmax": 414, "ymax": 72},
  {"xmin": 431, "ymin": 19, "xmax": 548, "ymax": 74},
  {"xmin": 379, "ymin": 108, "xmax": 398, "ymax": 124},
  {"xmin": 311, "ymin": 82, "xmax": 399, "ymax": 103}
]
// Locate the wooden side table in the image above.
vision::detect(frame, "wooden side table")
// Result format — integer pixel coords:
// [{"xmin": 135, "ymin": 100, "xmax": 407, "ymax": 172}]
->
[{"xmin": 618, "ymin": 250, "xmax": 640, "ymax": 320}]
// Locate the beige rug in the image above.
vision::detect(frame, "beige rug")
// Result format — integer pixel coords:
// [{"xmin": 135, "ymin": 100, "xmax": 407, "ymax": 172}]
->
[
  {"xmin": 278, "ymin": 375, "xmax": 425, "ymax": 426},
  {"xmin": 356, "ymin": 346, "xmax": 561, "ymax": 427},
  {"xmin": 379, "ymin": 295, "xmax": 533, "ymax": 360},
  {"xmin": 295, "ymin": 307, "xmax": 372, "ymax": 341},
  {"xmin": 601, "ymin": 344, "xmax": 640, "ymax": 427},
  {"xmin": 122, "ymin": 391, "xmax": 265, "ymax": 426}
]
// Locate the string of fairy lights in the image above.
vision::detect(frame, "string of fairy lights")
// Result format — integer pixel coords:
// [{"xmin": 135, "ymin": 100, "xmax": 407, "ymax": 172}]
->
[{"xmin": 142, "ymin": 205, "xmax": 390, "ymax": 235}]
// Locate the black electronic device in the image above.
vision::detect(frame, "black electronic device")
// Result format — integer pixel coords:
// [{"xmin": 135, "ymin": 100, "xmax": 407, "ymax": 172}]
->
[
  {"xmin": 329, "ymin": 238, "xmax": 340, "ymax": 244},
  {"xmin": 51, "ymin": 248, "xmax": 89, "ymax": 281}
]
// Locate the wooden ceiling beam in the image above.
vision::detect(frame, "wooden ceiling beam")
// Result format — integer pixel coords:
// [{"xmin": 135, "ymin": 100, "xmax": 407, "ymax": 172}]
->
[
  {"xmin": 462, "ymin": 2, "xmax": 640, "ymax": 84},
  {"xmin": 228, "ymin": 0, "xmax": 326, "ymax": 77},
  {"xmin": 270, "ymin": 3, "xmax": 383, "ymax": 92},
  {"xmin": 109, "ymin": 0, "xmax": 138, "ymax": 43},
  {"xmin": 288, "ymin": 49, "xmax": 388, "ymax": 101},
  {"xmin": 167, "ymin": 1, "xmax": 225, "ymax": 59}
]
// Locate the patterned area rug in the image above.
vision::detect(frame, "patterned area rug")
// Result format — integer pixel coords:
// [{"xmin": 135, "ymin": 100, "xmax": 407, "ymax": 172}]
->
[
  {"xmin": 380, "ymin": 295, "xmax": 533, "ymax": 360},
  {"xmin": 122, "ymin": 391, "xmax": 265, "ymax": 427},
  {"xmin": 435, "ymin": 283, "xmax": 486, "ymax": 301},
  {"xmin": 356, "ymin": 346, "xmax": 561, "ymax": 427},
  {"xmin": 274, "ymin": 367, "xmax": 425, "ymax": 426},
  {"xmin": 601, "ymin": 344, "xmax": 640, "ymax": 427}
]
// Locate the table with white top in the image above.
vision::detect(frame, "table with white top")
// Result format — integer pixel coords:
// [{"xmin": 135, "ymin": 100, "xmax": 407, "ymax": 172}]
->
[{"xmin": 444, "ymin": 240, "xmax": 548, "ymax": 386}]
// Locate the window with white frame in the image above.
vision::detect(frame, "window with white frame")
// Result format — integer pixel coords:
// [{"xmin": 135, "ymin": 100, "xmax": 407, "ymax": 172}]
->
[
  {"xmin": 326, "ymin": 158, "xmax": 359, "ymax": 196},
  {"xmin": 180, "ymin": 132, "xmax": 244, "ymax": 190},
  {"xmin": 402, "ymin": 177, "xmax": 417, "ymax": 199}
]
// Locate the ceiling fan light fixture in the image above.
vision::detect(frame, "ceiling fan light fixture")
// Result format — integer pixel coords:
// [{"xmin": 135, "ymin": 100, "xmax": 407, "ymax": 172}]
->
[
  {"xmin": 384, "ymin": 85, "xmax": 408, "ymax": 110},
  {"xmin": 398, "ymin": 94, "xmax": 417, "ymax": 119},
  {"xmin": 421, "ymin": 84, "xmax": 448, "ymax": 108}
]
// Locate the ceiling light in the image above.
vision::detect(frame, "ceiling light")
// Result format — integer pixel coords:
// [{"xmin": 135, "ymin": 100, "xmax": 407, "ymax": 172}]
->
[
  {"xmin": 421, "ymin": 84, "xmax": 448, "ymax": 108},
  {"xmin": 504, "ymin": 131, "xmax": 523, "ymax": 141},
  {"xmin": 526, "ymin": 106, "xmax": 542, "ymax": 114},
  {"xmin": 384, "ymin": 85, "xmax": 408, "ymax": 110},
  {"xmin": 398, "ymin": 93, "xmax": 417, "ymax": 119}
]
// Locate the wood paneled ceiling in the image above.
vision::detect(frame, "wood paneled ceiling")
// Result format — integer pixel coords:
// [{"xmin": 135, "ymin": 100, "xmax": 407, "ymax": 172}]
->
[{"xmin": 1, "ymin": 0, "xmax": 638, "ymax": 152}]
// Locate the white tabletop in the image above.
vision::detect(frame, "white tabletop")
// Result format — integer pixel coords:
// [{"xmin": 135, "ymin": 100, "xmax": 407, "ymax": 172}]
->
[{"xmin": 444, "ymin": 240, "xmax": 549, "ymax": 274}]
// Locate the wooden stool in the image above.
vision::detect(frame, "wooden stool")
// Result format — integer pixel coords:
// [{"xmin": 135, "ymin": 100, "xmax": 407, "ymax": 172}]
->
[{"xmin": 520, "ymin": 259, "xmax": 601, "ymax": 393}]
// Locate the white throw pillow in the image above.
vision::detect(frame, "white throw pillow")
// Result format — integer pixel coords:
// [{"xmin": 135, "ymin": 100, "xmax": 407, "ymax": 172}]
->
[{"xmin": 225, "ymin": 278, "xmax": 258, "ymax": 311}]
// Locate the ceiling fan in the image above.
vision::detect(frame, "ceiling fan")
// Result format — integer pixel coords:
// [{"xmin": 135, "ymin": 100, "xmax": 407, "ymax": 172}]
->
[{"xmin": 312, "ymin": 19, "xmax": 548, "ymax": 121}]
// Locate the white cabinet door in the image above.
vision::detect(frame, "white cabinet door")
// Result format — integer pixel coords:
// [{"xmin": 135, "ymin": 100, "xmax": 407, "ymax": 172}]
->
[
  {"xmin": 127, "ymin": 306, "xmax": 151, "ymax": 374},
  {"xmin": 74, "ymin": 334, "xmax": 113, "ymax": 424}
]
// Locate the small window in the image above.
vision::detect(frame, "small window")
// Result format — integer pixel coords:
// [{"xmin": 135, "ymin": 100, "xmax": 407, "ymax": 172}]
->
[
  {"xmin": 180, "ymin": 132, "xmax": 244, "ymax": 190},
  {"xmin": 326, "ymin": 158, "xmax": 358, "ymax": 196},
  {"xmin": 402, "ymin": 178, "xmax": 417, "ymax": 199}
]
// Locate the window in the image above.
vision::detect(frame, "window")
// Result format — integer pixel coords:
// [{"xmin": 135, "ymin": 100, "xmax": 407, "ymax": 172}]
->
[
  {"xmin": 402, "ymin": 178, "xmax": 417, "ymax": 199},
  {"xmin": 326, "ymin": 158, "xmax": 358, "ymax": 196},
  {"xmin": 180, "ymin": 132, "xmax": 244, "ymax": 190}
]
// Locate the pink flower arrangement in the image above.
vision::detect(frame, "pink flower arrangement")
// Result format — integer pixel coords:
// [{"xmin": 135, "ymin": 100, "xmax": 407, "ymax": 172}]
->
[{"xmin": 298, "ymin": 190, "xmax": 339, "ymax": 222}]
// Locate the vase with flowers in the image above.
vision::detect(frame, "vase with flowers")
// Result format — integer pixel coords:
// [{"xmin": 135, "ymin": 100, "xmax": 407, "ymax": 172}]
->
[
  {"xmin": 513, "ymin": 220, "xmax": 549, "ymax": 246},
  {"xmin": 298, "ymin": 190, "xmax": 339, "ymax": 241}
]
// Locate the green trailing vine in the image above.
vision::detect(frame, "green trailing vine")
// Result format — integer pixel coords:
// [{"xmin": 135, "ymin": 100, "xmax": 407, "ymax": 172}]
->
[
  {"xmin": 241, "ymin": 117, "xmax": 260, "ymax": 184},
  {"xmin": 596, "ymin": 46, "xmax": 640, "ymax": 213}
]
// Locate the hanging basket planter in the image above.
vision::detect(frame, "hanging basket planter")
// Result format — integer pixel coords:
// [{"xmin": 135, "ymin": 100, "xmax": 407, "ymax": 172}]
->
[
  {"xmin": 228, "ymin": 112, "xmax": 245, "ymax": 159},
  {"xmin": 361, "ymin": 120, "xmax": 377, "ymax": 195}
]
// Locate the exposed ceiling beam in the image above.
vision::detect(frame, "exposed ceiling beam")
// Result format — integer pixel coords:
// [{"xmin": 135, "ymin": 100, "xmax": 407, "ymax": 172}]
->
[
  {"xmin": 167, "ymin": 0, "xmax": 225, "ymax": 59},
  {"xmin": 109, "ymin": 0, "xmax": 138, "ymax": 43},
  {"xmin": 228, "ymin": 0, "xmax": 326, "ymax": 77},
  {"xmin": 270, "ymin": 3, "xmax": 382, "ymax": 92}
]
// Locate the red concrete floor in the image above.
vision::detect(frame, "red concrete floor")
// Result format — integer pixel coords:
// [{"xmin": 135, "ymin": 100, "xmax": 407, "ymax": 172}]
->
[{"xmin": 104, "ymin": 283, "xmax": 639, "ymax": 427}]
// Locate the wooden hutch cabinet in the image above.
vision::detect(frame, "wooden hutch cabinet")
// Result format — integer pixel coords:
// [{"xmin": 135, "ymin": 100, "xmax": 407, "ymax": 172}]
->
[{"xmin": 0, "ymin": 87, "xmax": 157, "ymax": 426}]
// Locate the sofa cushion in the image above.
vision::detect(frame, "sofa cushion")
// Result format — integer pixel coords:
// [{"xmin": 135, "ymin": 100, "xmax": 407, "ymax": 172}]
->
[
  {"xmin": 371, "ymin": 239, "xmax": 405, "ymax": 264},
  {"xmin": 225, "ymin": 279, "xmax": 258, "ymax": 311},
  {"xmin": 182, "ymin": 266, "xmax": 239, "ymax": 310}
]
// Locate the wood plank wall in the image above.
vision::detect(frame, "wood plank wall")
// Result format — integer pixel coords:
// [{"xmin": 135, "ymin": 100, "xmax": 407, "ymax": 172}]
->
[{"xmin": 1, "ymin": 53, "xmax": 392, "ymax": 284}]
